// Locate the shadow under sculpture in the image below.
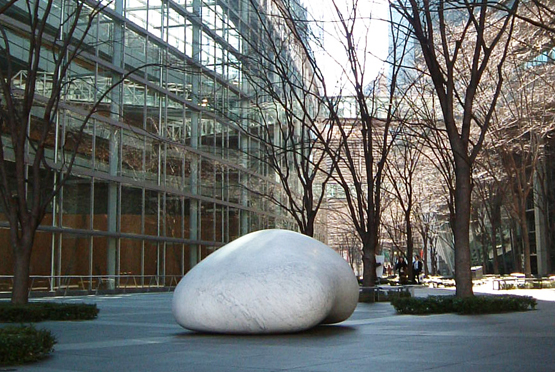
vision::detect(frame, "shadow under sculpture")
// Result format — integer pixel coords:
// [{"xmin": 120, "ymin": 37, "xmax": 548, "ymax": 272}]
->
[{"xmin": 172, "ymin": 229, "xmax": 359, "ymax": 334}]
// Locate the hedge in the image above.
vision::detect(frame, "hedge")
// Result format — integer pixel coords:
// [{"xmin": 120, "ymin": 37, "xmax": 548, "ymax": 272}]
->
[
  {"xmin": 390, "ymin": 295, "xmax": 537, "ymax": 315},
  {"xmin": 0, "ymin": 302, "xmax": 99, "ymax": 322},
  {"xmin": 0, "ymin": 325, "xmax": 56, "ymax": 365}
]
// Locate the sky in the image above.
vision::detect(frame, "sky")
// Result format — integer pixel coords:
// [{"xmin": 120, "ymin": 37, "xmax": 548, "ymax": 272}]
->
[{"xmin": 305, "ymin": 0, "xmax": 390, "ymax": 95}]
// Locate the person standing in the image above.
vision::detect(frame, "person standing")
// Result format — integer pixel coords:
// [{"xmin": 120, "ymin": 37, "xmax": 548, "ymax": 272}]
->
[
  {"xmin": 413, "ymin": 255, "xmax": 423, "ymax": 284},
  {"xmin": 394, "ymin": 256, "xmax": 408, "ymax": 284}
]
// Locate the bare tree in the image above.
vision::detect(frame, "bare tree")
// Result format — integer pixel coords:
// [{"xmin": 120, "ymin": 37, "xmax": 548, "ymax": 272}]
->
[
  {"xmin": 309, "ymin": 0, "xmax": 422, "ymax": 286},
  {"xmin": 494, "ymin": 131, "xmax": 541, "ymax": 276},
  {"xmin": 471, "ymin": 171, "xmax": 505, "ymax": 273},
  {"xmin": 231, "ymin": 0, "xmax": 336, "ymax": 237},
  {"xmin": 0, "ymin": 0, "xmax": 159, "ymax": 303},
  {"xmin": 414, "ymin": 202, "xmax": 440, "ymax": 276},
  {"xmin": 382, "ymin": 194, "xmax": 408, "ymax": 258},
  {"xmin": 408, "ymin": 88, "xmax": 459, "ymax": 275},
  {"xmin": 390, "ymin": 0, "xmax": 519, "ymax": 296},
  {"xmin": 513, "ymin": 0, "xmax": 555, "ymax": 35},
  {"xmin": 470, "ymin": 191, "xmax": 492, "ymax": 272},
  {"xmin": 385, "ymin": 124, "xmax": 423, "ymax": 282},
  {"xmin": 514, "ymin": 0, "xmax": 555, "ymax": 276},
  {"xmin": 336, "ymin": 226, "xmax": 363, "ymax": 273},
  {"xmin": 481, "ymin": 9, "xmax": 555, "ymax": 276}
]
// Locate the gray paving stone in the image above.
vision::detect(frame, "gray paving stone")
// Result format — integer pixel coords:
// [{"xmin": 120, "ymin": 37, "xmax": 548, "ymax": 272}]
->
[{"xmin": 5, "ymin": 288, "xmax": 555, "ymax": 372}]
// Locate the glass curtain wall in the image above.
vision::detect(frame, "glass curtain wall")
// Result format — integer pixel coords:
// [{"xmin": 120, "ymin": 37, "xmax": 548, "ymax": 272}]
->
[{"xmin": 0, "ymin": 0, "xmax": 302, "ymax": 292}]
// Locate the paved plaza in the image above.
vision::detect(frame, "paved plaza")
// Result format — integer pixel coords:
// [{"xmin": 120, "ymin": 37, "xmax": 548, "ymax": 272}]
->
[{"xmin": 5, "ymin": 286, "xmax": 555, "ymax": 372}]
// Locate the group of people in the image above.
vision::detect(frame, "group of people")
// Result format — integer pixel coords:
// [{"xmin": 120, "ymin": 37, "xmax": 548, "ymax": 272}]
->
[{"xmin": 393, "ymin": 255, "xmax": 423, "ymax": 284}]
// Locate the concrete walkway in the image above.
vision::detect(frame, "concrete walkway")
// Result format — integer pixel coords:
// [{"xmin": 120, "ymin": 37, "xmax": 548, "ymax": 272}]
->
[{"xmin": 6, "ymin": 287, "xmax": 555, "ymax": 372}]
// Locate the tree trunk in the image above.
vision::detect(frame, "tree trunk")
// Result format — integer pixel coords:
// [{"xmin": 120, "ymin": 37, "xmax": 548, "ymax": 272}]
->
[
  {"xmin": 520, "ymin": 207, "xmax": 532, "ymax": 276},
  {"xmin": 11, "ymin": 238, "xmax": 33, "ymax": 305},
  {"xmin": 361, "ymin": 232, "xmax": 377, "ymax": 286},
  {"xmin": 475, "ymin": 222, "xmax": 487, "ymax": 273},
  {"xmin": 481, "ymin": 236, "xmax": 488, "ymax": 274},
  {"xmin": 431, "ymin": 249, "xmax": 438, "ymax": 275},
  {"xmin": 405, "ymin": 210, "xmax": 415, "ymax": 282},
  {"xmin": 304, "ymin": 218, "xmax": 315, "ymax": 238},
  {"xmin": 500, "ymin": 225, "xmax": 508, "ymax": 274},
  {"xmin": 423, "ymin": 235, "xmax": 429, "ymax": 276},
  {"xmin": 454, "ymin": 160, "xmax": 474, "ymax": 297},
  {"xmin": 491, "ymin": 221, "xmax": 500, "ymax": 275},
  {"xmin": 509, "ymin": 221, "xmax": 521, "ymax": 272}
]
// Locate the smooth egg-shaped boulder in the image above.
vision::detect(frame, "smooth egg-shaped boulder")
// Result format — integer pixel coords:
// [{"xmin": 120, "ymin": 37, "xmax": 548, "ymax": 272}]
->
[{"xmin": 172, "ymin": 229, "xmax": 359, "ymax": 334}]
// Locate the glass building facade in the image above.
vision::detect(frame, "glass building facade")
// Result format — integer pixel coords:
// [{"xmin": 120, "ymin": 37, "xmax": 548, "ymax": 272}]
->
[{"xmin": 0, "ymin": 0, "xmax": 310, "ymax": 293}]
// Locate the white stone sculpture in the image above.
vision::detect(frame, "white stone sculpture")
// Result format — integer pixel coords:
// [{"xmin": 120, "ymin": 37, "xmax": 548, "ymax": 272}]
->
[{"xmin": 172, "ymin": 229, "xmax": 359, "ymax": 334}]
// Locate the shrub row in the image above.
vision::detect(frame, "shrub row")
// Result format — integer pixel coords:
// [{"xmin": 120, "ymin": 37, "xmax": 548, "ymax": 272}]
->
[
  {"xmin": 0, "ymin": 302, "xmax": 99, "ymax": 322},
  {"xmin": 390, "ymin": 295, "xmax": 537, "ymax": 315},
  {"xmin": 0, "ymin": 325, "xmax": 56, "ymax": 365}
]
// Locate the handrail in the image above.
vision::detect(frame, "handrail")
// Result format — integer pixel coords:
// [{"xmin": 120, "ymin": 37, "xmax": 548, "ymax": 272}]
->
[{"xmin": 0, "ymin": 274, "xmax": 183, "ymax": 296}]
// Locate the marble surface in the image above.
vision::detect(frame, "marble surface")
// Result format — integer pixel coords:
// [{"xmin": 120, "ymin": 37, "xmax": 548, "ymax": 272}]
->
[{"xmin": 172, "ymin": 229, "xmax": 359, "ymax": 334}]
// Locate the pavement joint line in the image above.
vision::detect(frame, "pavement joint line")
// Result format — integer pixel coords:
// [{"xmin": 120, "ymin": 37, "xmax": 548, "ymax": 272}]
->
[
  {"xmin": 100, "ymin": 310, "xmax": 173, "ymax": 317},
  {"xmin": 55, "ymin": 336, "xmax": 173, "ymax": 351},
  {"xmin": 340, "ymin": 317, "xmax": 399, "ymax": 326},
  {"xmin": 14, "ymin": 368, "xmax": 78, "ymax": 372},
  {"xmin": 91, "ymin": 320, "xmax": 179, "ymax": 328}
]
